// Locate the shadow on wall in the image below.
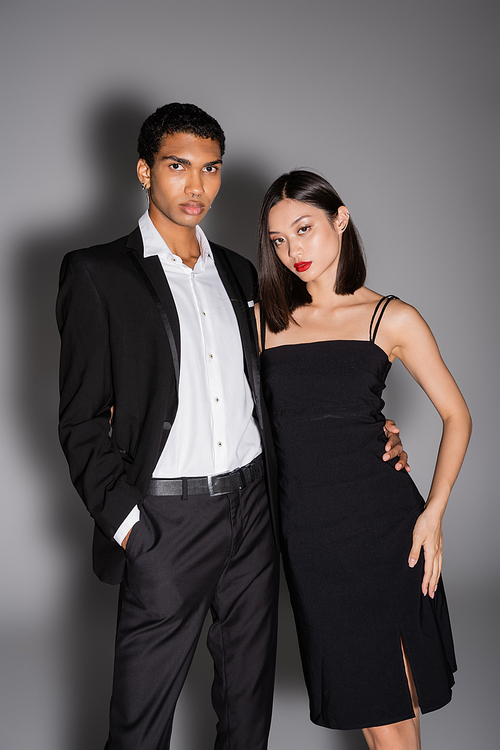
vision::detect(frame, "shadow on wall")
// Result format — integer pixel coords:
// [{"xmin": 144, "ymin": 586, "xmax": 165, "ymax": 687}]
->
[
  {"xmin": 12, "ymin": 93, "xmax": 153, "ymax": 750},
  {"xmin": 202, "ymin": 158, "xmax": 272, "ymax": 266}
]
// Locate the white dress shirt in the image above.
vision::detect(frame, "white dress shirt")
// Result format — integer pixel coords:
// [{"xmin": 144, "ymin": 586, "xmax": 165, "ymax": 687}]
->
[{"xmin": 114, "ymin": 211, "xmax": 262, "ymax": 544}]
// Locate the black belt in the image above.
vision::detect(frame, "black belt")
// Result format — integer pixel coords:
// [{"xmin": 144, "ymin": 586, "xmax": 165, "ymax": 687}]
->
[{"xmin": 147, "ymin": 455, "xmax": 264, "ymax": 497}]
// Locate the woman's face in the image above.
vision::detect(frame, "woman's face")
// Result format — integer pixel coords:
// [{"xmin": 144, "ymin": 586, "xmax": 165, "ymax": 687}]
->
[{"xmin": 268, "ymin": 199, "xmax": 345, "ymax": 285}]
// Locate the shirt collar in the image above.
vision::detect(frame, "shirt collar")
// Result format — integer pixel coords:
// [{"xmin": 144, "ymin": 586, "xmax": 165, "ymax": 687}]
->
[{"xmin": 139, "ymin": 210, "xmax": 212, "ymax": 267}]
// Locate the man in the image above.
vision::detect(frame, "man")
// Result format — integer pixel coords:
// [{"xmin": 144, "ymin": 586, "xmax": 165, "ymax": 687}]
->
[{"xmin": 57, "ymin": 103, "xmax": 407, "ymax": 750}]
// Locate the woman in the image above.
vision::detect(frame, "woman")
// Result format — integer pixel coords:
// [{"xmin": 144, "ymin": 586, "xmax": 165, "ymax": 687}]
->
[{"xmin": 257, "ymin": 170, "xmax": 471, "ymax": 749}]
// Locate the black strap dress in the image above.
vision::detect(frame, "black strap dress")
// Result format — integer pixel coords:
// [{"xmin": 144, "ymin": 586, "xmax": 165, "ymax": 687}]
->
[{"xmin": 261, "ymin": 296, "xmax": 456, "ymax": 730}]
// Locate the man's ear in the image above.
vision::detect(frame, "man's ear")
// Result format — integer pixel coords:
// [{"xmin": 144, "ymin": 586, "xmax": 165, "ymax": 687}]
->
[
  {"xmin": 137, "ymin": 158, "xmax": 151, "ymax": 189},
  {"xmin": 334, "ymin": 206, "xmax": 350, "ymax": 234}
]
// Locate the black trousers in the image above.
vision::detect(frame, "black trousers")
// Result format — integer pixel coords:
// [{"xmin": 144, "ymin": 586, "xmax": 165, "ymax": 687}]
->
[{"xmin": 105, "ymin": 473, "xmax": 280, "ymax": 750}]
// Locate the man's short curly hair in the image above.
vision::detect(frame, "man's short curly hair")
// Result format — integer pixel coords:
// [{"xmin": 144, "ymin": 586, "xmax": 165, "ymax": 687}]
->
[{"xmin": 138, "ymin": 102, "xmax": 226, "ymax": 167}]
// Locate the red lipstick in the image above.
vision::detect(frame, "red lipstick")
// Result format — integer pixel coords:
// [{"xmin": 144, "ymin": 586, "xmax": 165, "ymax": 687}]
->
[{"xmin": 294, "ymin": 261, "xmax": 312, "ymax": 273}]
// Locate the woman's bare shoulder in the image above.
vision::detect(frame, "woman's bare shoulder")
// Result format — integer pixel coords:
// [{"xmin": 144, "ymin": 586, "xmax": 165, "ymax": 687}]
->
[
  {"xmin": 365, "ymin": 290, "xmax": 421, "ymax": 323},
  {"xmin": 383, "ymin": 298, "xmax": 425, "ymax": 329},
  {"xmin": 375, "ymin": 297, "xmax": 438, "ymax": 361}
]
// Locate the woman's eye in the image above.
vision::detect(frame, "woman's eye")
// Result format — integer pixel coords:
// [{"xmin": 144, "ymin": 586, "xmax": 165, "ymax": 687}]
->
[
  {"xmin": 297, "ymin": 225, "xmax": 310, "ymax": 235},
  {"xmin": 272, "ymin": 237, "xmax": 284, "ymax": 247}
]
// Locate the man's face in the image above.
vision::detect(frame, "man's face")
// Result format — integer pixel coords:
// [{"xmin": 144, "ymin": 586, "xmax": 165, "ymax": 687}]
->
[{"xmin": 137, "ymin": 132, "xmax": 222, "ymax": 230}]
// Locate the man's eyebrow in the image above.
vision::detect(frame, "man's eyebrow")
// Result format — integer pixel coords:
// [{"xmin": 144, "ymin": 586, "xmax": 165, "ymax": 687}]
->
[
  {"xmin": 162, "ymin": 155, "xmax": 191, "ymax": 165},
  {"xmin": 161, "ymin": 155, "xmax": 223, "ymax": 167}
]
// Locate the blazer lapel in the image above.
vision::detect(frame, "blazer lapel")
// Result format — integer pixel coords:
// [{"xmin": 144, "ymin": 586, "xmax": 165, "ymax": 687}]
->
[{"xmin": 125, "ymin": 228, "xmax": 181, "ymax": 390}]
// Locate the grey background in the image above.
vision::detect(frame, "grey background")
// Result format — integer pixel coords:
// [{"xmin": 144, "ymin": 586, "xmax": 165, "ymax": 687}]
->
[{"xmin": 0, "ymin": 1, "xmax": 498, "ymax": 748}]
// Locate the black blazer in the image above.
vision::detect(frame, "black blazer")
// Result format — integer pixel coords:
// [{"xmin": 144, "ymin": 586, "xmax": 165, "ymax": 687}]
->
[{"xmin": 57, "ymin": 227, "xmax": 279, "ymax": 584}]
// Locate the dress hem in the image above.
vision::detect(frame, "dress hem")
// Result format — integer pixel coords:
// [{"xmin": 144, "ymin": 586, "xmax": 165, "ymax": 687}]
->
[{"xmin": 311, "ymin": 690, "xmax": 453, "ymax": 731}]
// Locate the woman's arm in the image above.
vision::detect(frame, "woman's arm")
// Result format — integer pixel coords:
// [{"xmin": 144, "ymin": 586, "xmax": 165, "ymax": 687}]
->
[{"xmin": 387, "ymin": 302, "xmax": 472, "ymax": 598}]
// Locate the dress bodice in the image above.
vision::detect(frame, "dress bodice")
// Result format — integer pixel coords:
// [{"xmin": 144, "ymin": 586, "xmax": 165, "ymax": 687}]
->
[{"xmin": 261, "ymin": 339, "xmax": 392, "ymax": 427}]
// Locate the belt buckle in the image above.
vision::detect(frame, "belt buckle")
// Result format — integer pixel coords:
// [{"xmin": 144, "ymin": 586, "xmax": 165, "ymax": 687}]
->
[{"xmin": 208, "ymin": 474, "xmax": 230, "ymax": 497}]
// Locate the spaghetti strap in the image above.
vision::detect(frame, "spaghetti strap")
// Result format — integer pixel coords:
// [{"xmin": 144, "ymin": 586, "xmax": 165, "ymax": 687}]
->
[
  {"xmin": 260, "ymin": 304, "xmax": 267, "ymax": 352},
  {"xmin": 369, "ymin": 295, "xmax": 399, "ymax": 344}
]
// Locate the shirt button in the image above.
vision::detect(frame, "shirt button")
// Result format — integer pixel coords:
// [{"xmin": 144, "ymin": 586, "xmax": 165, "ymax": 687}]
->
[
  {"xmin": 202, "ymin": 311, "xmax": 206, "ymax": 316},
  {"xmin": 163, "ymin": 421, "xmax": 172, "ymax": 430},
  {"xmin": 217, "ymin": 442, "xmax": 222, "ymax": 447},
  {"xmin": 215, "ymin": 397, "xmax": 220, "ymax": 403},
  {"xmin": 209, "ymin": 353, "xmax": 214, "ymax": 359}
]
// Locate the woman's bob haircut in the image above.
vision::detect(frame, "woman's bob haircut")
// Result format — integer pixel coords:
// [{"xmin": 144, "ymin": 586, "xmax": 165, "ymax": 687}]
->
[{"xmin": 258, "ymin": 170, "xmax": 366, "ymax": 333}]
